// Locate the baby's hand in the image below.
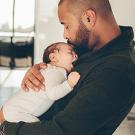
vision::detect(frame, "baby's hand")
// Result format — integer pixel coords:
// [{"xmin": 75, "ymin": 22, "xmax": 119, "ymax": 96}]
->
[{"xmin": 67, "ymin": 71, "xmax": 80, "ymax": 88}]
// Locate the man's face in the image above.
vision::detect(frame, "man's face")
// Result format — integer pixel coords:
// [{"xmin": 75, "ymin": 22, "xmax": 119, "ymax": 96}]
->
[{"xmin": 58, "ymin": 3, "xmax": 89, "ymax": 48}]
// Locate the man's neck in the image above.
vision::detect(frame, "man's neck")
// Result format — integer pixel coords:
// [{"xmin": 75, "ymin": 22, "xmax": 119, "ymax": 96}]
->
[{"xmin": 92, "ymin": 16, "xmax": 121, "ymax": 51}]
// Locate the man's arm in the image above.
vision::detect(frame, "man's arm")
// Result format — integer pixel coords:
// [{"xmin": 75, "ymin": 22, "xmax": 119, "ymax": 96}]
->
[{"xmin": 1, "ymin": 68, "xmax": 132, "ymax": 135}]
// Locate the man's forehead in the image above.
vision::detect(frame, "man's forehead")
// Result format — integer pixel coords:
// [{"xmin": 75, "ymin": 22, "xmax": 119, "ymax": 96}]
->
[
  {"xmin": 58, "ymin": 1, "xmax": 70, "ymax": 19},
  {"xmin": 58, "ymin": 0, "xmax": 68, "ymax": 9},
  {"xmin": 58, "ymin": 6, "xmax": 66, "ymax": 18},
  {"xmin": 58, "ymin": 9, "xmax": 75, "ymax": 25}
]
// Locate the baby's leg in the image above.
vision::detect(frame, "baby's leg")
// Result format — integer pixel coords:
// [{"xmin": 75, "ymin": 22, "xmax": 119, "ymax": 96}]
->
[{"xmin": 0, "ymin": 108, "xmax": 5, "ymax": 124}]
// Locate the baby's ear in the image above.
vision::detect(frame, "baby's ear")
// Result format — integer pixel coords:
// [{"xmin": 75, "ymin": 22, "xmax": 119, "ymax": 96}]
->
[{"xmin": 49, "ymin": 53, "xmax": 57, "ymax": 62}]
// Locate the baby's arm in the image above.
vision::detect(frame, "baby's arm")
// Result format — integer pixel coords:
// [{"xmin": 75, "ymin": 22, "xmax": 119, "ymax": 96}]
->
[{"xmin": 42, "ymin": 69, "xmax": 80, "ymax": 101}]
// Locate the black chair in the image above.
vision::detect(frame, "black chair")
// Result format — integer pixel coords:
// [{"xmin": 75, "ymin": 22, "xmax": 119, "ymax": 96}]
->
[{"xmin": 0, "ymin": 37, "xmax": 34, "ymax": 69}]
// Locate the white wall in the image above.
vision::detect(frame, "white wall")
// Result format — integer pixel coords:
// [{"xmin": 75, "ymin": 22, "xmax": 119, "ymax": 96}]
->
[
  {"xmin": 34, "ymin": 0, "xmax": 64, "ymax": 63},
  {"xmin": 34, "ymin": 0, "xmax": 135, "ymax": 63},
  {"xmin": 110, "ymin": 0, "xmax": 135, "ymax": 35}
]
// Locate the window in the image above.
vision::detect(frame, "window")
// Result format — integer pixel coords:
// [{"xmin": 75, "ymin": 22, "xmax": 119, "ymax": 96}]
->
[
  {"xmin": 0, "ymin": 0, "xmax": 35, "ymax": 36},
  {"xmin": 0, "ymin": 0, "xmax": 35, "ymax": 68}
]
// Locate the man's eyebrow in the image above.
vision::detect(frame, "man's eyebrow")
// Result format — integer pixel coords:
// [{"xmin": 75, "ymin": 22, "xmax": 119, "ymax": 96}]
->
[{"xmin": 61, "ymin": 22, "xmax": 65, "ymax": 25}]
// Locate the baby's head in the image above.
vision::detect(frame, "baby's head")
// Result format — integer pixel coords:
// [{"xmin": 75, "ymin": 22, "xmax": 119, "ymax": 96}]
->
[{"xmin": 43, "ymin": 42, "xmax": 78, "ymax": 72}]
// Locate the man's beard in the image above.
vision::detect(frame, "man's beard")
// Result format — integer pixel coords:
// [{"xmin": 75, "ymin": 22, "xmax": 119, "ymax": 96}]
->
[
  {"xmin": 68, "ymin": 21, "xmax": 89, "ymax": 46},
  {"xmin": 68, "ymin": 21, "xmax": 91, "ymax": 56}
]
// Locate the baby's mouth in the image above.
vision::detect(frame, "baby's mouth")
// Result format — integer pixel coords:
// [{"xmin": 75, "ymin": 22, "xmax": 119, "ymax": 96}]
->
[{"xmin": 71, "ymin": 64, "xmax": 73, "ymax": 69}]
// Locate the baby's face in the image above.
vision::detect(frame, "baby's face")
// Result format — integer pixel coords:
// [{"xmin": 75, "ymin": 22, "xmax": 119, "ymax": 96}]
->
[{"xmin": 55, "ymin": 44, "xmax": 78, "ymax": 72}]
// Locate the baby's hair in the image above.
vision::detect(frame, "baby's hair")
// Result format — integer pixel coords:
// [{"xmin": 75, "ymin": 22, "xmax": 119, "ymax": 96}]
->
[{"xmin": 43, "ymin": 42, "xmax": 72, "ymax": 63}]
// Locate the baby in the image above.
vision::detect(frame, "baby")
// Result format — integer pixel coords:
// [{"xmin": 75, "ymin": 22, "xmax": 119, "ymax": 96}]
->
[{"xmin": 0, "ymin": 42, "xmax": 80, "ymax": 123}]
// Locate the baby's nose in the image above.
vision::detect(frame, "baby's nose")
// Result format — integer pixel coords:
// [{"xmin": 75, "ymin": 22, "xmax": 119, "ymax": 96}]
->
[{"xmin": 73, "ymin": 54, "xmax": 78, "ymax": 62}]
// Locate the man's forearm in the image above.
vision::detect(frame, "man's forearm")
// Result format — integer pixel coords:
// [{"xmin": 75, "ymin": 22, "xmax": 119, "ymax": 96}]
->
[{"xmin": 0, "ymin": 120, "xmax": 61, "ymax": 135}]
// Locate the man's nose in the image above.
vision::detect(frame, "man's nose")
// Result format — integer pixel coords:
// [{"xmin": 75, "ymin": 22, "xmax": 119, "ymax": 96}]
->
[{"xmin": 63, "ymin": 29, "xmax": 69, "ymax": 40}]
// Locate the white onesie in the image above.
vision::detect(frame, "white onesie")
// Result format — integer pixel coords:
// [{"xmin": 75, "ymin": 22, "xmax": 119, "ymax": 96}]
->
[{"xmin": 2, "ymin": 64, "xmax": 73, "ymax": 123}]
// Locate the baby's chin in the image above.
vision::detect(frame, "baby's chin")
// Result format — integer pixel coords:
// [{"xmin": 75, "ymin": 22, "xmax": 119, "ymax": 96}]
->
[
  {"xmin": 71, "ymin": 63, "xmax": 74, "ymax": 69},
  {"xmin": 67, "ymin": 64, "xmax": 73, "ymax": 73}
]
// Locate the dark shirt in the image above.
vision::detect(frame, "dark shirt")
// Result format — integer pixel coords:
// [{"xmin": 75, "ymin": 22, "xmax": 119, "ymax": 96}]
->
[{"xmin": 1, "ymin": 26, "xmax": 135, "ymax": 135}]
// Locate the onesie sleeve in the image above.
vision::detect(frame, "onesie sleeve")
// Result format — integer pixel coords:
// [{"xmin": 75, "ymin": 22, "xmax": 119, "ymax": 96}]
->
[{"xmin": 41, "ymin": 68, "xmax": 73, "ymax": 100}]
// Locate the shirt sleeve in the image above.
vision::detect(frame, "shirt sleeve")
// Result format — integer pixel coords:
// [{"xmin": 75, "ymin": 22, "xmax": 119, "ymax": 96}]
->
[
  {"xmin": 2, "ymin": 68, "xmax": 133, "ymax": 135},
  {"xmin": 41, "ymin": 69, "xmax": 73, "ymax": 101}
]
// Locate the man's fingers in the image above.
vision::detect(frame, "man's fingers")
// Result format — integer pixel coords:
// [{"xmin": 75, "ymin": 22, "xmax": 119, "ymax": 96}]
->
[
  {"xmin": 29, "ymin": 73, "xmax": 45, "ymax": 90},
  {"xmin": 21, "ymin": 83, "xmax": 29, "ymax": 92},
  {"xmin": 25, "ymin": 79, "xmax": 39, "ymax": 91},
  {"xmin": 21, "ymin": 72, "xmax": 30, "ymax": 91},
  {"xmin": 33, "ymin": 62, "xmax": 46, "ymax": 70},
  {"xmin": 39, "ymin": 62, "xmax": 47, "ymax": 69},
  {"xmin": 31, "ymin": 68, "xmax": 45, "ymax": 82},
  {"xmin": 21, "ymin": 63, "xmax": 46, "ymax": 91}
]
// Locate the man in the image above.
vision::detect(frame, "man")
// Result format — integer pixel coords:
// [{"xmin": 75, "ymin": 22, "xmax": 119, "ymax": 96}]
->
[{"xmin": 0, "ymin": 0, "xmax": 135, "ymax": 134}]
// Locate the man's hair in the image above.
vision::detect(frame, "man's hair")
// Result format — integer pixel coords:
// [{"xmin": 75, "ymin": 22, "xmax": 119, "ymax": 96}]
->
[
  {"xmin": 43, "ymin": 42, "xmax": 70, "ymax": 63},
  {"xmin": 58, "ymin": 0, "xmax": 113, "ymax": 18}
]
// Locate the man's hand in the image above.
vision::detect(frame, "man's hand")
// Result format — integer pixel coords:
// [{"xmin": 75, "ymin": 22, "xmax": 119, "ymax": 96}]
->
[
  {"xmin": 21, "ymin": 62, "xmax": 46, "ymax": 91},
  {"xmin": 0, "ymin": 109, "xmax": 5, "ymax": 124}
]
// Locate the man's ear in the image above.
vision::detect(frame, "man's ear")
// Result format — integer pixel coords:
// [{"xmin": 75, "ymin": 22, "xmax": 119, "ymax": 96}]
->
[
  {"xmin": 49, "ymin": 53, "xmax": 58, "ymax": 62},
  {"xmin": 81, "ymin": 9, "xmax": 96, "ymax": 30}
]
